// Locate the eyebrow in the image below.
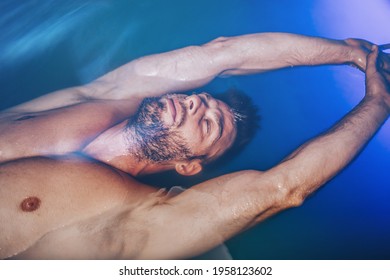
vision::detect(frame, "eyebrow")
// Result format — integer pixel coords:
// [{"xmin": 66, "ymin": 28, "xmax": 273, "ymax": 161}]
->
[{"xmin": 211, "ymin": 110, "xmax": 223, "ymax": 146}]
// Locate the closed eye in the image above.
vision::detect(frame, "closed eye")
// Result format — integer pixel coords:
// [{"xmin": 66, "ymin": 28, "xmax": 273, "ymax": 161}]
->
[
  {"xmin": 200, "ymin": 93, "xmax": 211, "ymax": 104},
  {"xmin": 204, "ymin": 118, "xmax": 211, "ymax": 134}
]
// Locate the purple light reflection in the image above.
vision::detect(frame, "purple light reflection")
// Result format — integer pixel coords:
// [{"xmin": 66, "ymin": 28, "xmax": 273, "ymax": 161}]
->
[{"xmin": 313, "ymin": 0, "xmax": 390, "ymax": 150}]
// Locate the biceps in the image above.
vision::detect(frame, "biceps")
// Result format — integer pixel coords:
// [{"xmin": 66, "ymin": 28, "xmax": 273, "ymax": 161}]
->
[
  {"xmin": 101, "ymin": 45, "xmax": 226, "ymax": 99},
  {"xmin": 138, "ymin": 202, "xmax": 227, "ymax": 259},
  {"xmin": 137, "ymin": 171, "xmax": 286, "ymax": 259}
]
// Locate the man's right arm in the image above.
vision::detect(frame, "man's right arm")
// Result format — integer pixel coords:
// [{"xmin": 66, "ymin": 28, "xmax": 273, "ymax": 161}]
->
[{"xmin": 138, "ymin": 46, "xmax": 389, "ymax": 259}]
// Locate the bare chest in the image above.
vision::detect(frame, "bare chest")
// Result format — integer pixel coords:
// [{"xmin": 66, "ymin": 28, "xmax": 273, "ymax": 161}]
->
[{"xmin": 0, "ymin": 156, "xmax": 155, "ymax": 258}]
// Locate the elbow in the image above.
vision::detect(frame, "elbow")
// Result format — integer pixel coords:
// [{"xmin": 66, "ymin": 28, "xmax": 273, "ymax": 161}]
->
[
  {"xmin": 247, "ymin": 169, "xmax": 305, "ymax": 210},
  {"xmin": 204, "ymin": 36, "xmax": 231, "ymax": 47},
  {"xmin": 271, "ymin": 173, "xmax": 311, "ymax": 210},
  {"xmin": 203, "ymin": 35, "xmax": 234, "ymax": 57},
  {"xmin": 280, "ymin": 175, "xmax": 326, "ymax": 209},
  {"xmin": 132, "ymin": 58, "xmax": 159, "ymax": 78},
  {"xmin": 273, "ymin": 151, "xmax": 334, "ymax": 210},
  {"xmin": 284, "ymin": 189, "xmax": 305, "ymax": 208}
]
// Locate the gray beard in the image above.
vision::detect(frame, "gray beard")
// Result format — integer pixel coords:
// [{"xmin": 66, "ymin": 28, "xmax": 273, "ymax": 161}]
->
[{"xmin": 125, "ymin": 96, "xmax": 193, "ymax": 163}]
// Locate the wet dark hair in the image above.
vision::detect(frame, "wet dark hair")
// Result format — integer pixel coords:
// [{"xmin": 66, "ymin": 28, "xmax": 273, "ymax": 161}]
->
[{"xmin": 210, "ymin": 88, "xmax": 260, "ymax": 164}]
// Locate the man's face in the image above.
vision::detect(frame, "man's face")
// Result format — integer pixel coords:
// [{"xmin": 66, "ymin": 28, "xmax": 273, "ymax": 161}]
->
[{"xmin": 127, "ymin": 93, "xmax": 236, "ymax": 164}]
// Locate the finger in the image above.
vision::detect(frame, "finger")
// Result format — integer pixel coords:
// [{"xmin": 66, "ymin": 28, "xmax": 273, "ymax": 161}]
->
[
  {"xmin": 379, "ymin": 53, "xmax": 390, "ymax": 73},
  {"xmin": 383, "ymin": 70, "xmax": 390, "ymax": 82},
  {"xmin": 379, "ymin": 43, "xmax": 390, "ymax": 51},
  {"xmin": 385, "ymin": 75, "xmax": 390, "ymax": 84},
  {"xmin": 366, "ymin": 45, "xmax": 379, "ymax": 75}
]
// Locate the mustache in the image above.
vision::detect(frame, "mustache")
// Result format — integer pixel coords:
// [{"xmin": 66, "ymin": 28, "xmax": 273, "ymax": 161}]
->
[
  {"xmin": 125, "ymin": 95, "xmax": 192, "ymax": 163},
  {"xmin": 127, "ymin": 97, "xmax": 164, "ymax": 128},
  {"xmin": 130, "ymin": 94, "xmax": 188, "ymax": 128}
]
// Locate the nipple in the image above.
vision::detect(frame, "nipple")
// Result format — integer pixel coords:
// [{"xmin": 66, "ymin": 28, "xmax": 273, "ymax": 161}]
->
[{"xmin": 20, "ymin": 197, "xmax": 41, "ymax": 212}]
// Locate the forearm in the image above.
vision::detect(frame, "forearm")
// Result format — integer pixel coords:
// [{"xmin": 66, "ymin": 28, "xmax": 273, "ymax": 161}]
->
[
  {"xmin": 280, "ymin": 95, "xmax": 389, "ymax": 203},
  {"xmin": 217, "ymin": 32, "xmax": 355, "ymax": 76}
]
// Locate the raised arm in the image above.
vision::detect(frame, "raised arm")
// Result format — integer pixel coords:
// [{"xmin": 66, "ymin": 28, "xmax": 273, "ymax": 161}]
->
[
  {"xmin": 6, "ymin": 33, "xmax": 388, "ymax": 115},
  {"xmin": 139, "ymin": 46, "xmax": 389, "ymax": 259},
  {"xmin": 1, "ymin": 33, "xmax": 387, "ymax": 164},
  {"xmin": 95, "ymin": 32, "xmax": 390, "ymax": 100}
]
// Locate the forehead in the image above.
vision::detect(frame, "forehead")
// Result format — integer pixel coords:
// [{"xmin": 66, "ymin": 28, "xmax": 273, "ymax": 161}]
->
[
  {"xmin": 209, "ymin": 97, "xmax": 237, "ymax": 158},
  {"xmin": 160, "ymin": 92, "xmax": 237, "ymax": 159}
]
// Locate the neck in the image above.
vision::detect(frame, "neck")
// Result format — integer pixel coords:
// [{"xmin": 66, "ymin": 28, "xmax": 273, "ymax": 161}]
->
[{"xmin": 82, "ymin": 122, "xmax": 174, "ymax": 176}]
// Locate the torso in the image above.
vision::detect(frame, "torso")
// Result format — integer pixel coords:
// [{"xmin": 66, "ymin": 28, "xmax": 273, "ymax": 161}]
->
[
  {"xmin": 0, "ymin": 98, "xmax": 169, "ymax": 259},
  {"xmin": 0, "ymin": 155, "xmax": 163, "ymax": 259}
]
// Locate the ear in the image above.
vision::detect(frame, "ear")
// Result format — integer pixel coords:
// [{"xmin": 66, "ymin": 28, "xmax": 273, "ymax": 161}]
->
[{"xmin": 175, "ymin": 160, "xmax": 203, "ymax": 176}]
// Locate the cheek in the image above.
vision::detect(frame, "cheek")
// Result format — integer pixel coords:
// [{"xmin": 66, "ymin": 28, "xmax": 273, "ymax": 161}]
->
[{"xmin": 176, "ymin": 126, "xmax": 203, "ymax": 153}]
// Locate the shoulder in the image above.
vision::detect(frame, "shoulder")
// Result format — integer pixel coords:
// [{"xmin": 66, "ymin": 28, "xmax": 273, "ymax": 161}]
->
[{"xmin": 0, "ymin": 98, "xmax": 139, "ymax": 163}]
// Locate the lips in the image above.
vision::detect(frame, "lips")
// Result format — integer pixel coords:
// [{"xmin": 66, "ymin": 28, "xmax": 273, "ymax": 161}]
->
[{"xmin": 165, "ymin": 98, "xmax": 177, "ymax": 124}]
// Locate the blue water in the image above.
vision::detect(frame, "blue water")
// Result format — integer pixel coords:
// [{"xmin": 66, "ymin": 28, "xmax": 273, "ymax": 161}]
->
[{"xmin": 1, "ymin": 0, "xmax": 389, "ymax": 259}]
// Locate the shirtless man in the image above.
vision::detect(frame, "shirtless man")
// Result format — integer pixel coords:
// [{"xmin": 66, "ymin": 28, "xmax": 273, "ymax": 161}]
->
[{"xmin": 0, "ymin": 33, "xmax": 389, "ymax": 259}]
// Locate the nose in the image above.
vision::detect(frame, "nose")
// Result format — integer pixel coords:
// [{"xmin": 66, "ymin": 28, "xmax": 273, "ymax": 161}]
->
[{"xmin": 185, "ymin": 94, "xmax": 204, "ymax": 116}]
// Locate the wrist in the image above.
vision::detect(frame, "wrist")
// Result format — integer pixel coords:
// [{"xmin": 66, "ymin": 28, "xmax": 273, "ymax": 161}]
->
[
  {"xmin": 363, "ymin": 94, "xmax": 390, "ymax": 116},
  {"xmin": 343, "ymin": 38, "xmax": 370, "ymax": 71}
]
